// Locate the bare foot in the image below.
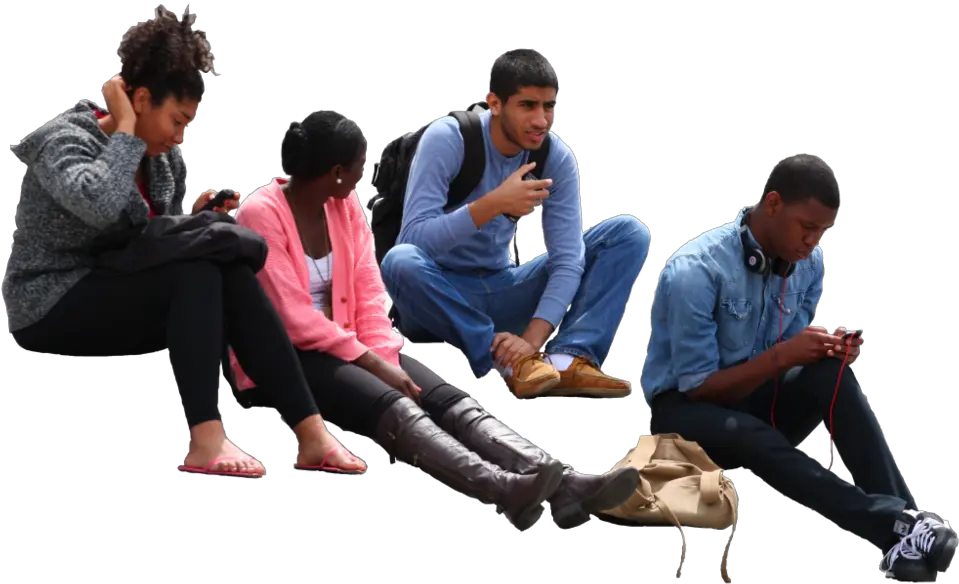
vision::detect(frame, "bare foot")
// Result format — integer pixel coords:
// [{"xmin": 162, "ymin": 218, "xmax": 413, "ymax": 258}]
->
[
  {"xmin": 296, "ymin": 429, "xmax": 366, "ymax": 472},
  {"xmin": 182, "ymin": 420, "xmax": 265, "ymax": 477}
]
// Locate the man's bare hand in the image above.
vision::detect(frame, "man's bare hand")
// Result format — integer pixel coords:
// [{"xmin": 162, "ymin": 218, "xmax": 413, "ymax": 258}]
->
[
  {"xmin": 491, "ymin": 332, "xmax": 536, "ymax": 369},
  {"xmin": 828, "ymin": 327, "xmax": 863, "ymax": 364}
]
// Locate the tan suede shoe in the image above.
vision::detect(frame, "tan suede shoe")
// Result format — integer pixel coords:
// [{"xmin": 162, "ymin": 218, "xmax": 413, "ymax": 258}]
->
[
  {"xmin": 545, "ymin": 356, "xmax": 631, "ymax": 398},
  {"xmin": 504, "ymin": 352, "xmax": 561, "ymax": 399}
]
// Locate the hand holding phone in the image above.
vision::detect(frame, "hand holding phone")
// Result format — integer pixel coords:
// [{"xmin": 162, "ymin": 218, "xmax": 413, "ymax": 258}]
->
[
  {"xmin": 495, "ymin": 164, "xmax": 549, "ymax": 222},
  {"xmin": 506, "ymin": 172, "xmax": 548, "ymax": 222},
  {"xmin": 841, "ymin": 329, "xmax": 863, "ymax": 341},
  {"xmin": 828, "ymin": 328, "xmax": 863, "ymax": 362},
  {"xmin": 200, "ymin": 189, "xmax": 238, "ymax": 213}
]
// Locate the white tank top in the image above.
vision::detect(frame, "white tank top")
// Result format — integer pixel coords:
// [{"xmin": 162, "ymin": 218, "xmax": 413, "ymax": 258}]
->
[{"xmin": 306, "ymin": 252, "xmax": 333, "ymax": 315}]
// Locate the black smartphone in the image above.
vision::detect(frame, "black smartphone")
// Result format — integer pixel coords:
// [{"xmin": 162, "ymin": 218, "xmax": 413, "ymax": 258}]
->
[
  {"xmin": 200, "ymin": 189, "xmax": 237, "ymax": 212},
  {"xmin": 842, "ymin": 329, "xmax": 863, "ymax": 341}
]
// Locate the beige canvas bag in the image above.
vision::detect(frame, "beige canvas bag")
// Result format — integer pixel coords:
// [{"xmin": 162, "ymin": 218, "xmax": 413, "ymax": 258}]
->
[{"xmin": 598, "ymin": 433, "xmax": 739, "ymax": 582}]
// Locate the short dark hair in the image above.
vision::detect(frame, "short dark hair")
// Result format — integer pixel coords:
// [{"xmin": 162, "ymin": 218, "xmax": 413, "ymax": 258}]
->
[
  {"xmin": 489, "ymin": 49, "xmax": 559, "ymax": 103},
  {"xmin": 762, "ymin": 154, "xmax": 840, "ymax": 209},
  {"xmin": 281, "ymin": 111, "xmax": 366, "ymax": 180},
  {"xmin": 118, "ymin": 5, "xmax": 217, "ymax": 105}
]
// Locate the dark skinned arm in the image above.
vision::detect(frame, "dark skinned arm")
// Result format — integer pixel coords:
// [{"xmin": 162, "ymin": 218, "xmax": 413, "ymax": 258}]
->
[{"xmin": 522, "ymin": 318, "xmax": 554, "ymax": 351}]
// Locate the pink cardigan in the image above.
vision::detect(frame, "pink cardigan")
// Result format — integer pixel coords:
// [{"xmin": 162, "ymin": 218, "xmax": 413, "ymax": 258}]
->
[{"xmin": 230, "ymin": 178, "xmax": 403, "ymax": 390}]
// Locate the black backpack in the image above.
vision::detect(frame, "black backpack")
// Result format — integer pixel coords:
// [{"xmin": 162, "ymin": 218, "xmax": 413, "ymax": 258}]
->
[{"xmin": 366, "ymin": 101, "xmax": 551, "ymax": 268}]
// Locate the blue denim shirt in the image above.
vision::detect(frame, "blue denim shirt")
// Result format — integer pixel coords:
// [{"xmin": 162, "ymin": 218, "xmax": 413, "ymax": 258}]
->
[{"xmin": 640, "ymin": 207, "xmax": 825, "ymax": 404}]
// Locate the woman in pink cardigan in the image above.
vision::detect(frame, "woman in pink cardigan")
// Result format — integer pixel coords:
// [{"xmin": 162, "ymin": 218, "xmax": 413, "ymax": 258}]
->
[{"xmin": 232, "ymin": 110, "xmax": 638, "ymax": 531}]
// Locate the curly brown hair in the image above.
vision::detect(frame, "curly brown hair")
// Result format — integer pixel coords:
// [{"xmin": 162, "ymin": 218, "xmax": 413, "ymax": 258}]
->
[{"xmin": 117, "ymin": 4, "xmax": 217, "ymax": 104}]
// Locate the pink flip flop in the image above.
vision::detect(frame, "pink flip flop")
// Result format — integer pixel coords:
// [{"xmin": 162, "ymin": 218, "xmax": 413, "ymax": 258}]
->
[
  {"xmin": 178, "ymin": 456, "xmax": 264, "ymax": 478},
  {"xmin": 294, "ymin": 448, "xmax": 366, "ymax": 475}
]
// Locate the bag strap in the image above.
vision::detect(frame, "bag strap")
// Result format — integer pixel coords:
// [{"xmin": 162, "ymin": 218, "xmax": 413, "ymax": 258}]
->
[
  {"xmin": 527, "ymin": 133, "xmax": 551, "ymax": 178},
  {"xmin": 701, "ymin": 469, "xmax": 722, "ymax": 505},
  {"xmin": 635, "ymin": 439, "xmax": 736, "ymax": 583},
  {"xmin": 446, "ymin": 109, "xmax": 486, "ymax": 210}
]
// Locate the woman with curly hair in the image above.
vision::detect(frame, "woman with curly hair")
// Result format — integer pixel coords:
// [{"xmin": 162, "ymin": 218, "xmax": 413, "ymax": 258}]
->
[
  {"xmin": 231, "ymin": 110, "xmax": 641, "ymax": 530},
  {"xmin": 3, "ymin": 5, "xmax": 367, "ymax": 478}
]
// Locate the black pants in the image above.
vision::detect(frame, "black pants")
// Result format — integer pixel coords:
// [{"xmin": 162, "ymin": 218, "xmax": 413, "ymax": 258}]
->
[
  {"xmin": 239, "ymin": 350, "xmax": 470, "ymax": 439},
  {"xmin": 650, "ymin": 358, "xmax": 914, "ymax": 551},
  {"xmin": 13, "ymin": 261, "xmax": 320, "ymax": 429}
]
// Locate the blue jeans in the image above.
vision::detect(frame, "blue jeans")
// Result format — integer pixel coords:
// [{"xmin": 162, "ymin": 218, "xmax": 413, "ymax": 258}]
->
[{"xmin": 381, "ymin": 215, "xmax": 650, "ymax": 378}]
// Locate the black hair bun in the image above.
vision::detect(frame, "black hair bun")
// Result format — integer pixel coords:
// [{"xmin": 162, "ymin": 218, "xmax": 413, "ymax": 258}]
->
[{"xmin": 281, "ymin": 121, "xmax": 308, "ymax": 176}]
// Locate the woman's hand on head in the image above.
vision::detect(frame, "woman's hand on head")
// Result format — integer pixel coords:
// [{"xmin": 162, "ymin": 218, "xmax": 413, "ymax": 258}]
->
[{"xmin": 101, "ymin": 75, "xmax": 136, "ymax": 133}]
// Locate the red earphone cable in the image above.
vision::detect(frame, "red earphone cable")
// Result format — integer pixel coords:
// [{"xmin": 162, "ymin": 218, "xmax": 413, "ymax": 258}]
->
[
  {"xmin": 769, "ymin": 277, "xmax": 850, "ymax": 471},
  {"xmin": 827, "ymin": 342, "xmax": 851, "ymax": 471},
  {"xmin": 770, "ymin": 278, "xmax": 787, "ymax": 429}
]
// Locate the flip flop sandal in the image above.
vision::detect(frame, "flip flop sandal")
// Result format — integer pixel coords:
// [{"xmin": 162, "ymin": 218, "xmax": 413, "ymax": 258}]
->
[
  {"xmin": 178, "ymin": 456, "xmax": 264, "ymax": 478},
  {"xmin": 294, "ymin": 448, "xmax": 366, "ymax": 475}
]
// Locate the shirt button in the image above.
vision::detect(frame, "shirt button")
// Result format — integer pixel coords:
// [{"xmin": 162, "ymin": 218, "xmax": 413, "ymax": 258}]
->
[
  {"xmin": 344, "ymin": 322, "xmax": 351, "ymax": 328},
  {"xmin": 340, "ymin": 297, "xmax": 347, "ymax": 303}
]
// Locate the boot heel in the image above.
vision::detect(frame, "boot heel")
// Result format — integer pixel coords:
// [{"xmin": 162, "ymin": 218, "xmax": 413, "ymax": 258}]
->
[
  {"xmin": 505, "ymin": 459, "xmax": 565, "ymax": 532},
  {"xmin": 553, "ymin": 503, "xmax": 591, "ymax": 530}
]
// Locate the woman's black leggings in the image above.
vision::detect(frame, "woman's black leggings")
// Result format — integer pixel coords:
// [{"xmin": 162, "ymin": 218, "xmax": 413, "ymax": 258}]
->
[
  {"xmin": 13, "ymin": 260, "xmax": 320, "ymax": 428},
  {"xmin": 239, "ymin": 350, "xmax": 471, "ymax": 438}
]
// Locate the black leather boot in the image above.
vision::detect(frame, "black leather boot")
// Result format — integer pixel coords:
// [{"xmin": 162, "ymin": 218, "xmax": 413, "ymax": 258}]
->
[
  {"xmin": 374, "ymin": 397, "xmax": 565, "ymax": 532},
  {"xmin": 438, "ymin": 397, "xmax": 640, "ymax": 529}
]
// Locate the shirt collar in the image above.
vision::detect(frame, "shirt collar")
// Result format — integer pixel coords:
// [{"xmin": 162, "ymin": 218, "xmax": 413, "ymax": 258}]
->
[{"xmin": 736, "ymin": 206, "xmax": 762, "ymax": 249}]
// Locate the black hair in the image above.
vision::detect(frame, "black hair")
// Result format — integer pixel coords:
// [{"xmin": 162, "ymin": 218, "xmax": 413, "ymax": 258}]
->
[
  {"xmin": 762, "ymin": 154, "xmax": 840, "ymax": 209},
  {"xmin": 489, "ymin": 49, "xmax": 559, "ymax": 103},
  {"xmin": 118, "ymin": 5, "xmax": 217, "ymax": 105},
  {"xmin": 281, "ymin": 111, "xmax": 366, "ymax": 180}
]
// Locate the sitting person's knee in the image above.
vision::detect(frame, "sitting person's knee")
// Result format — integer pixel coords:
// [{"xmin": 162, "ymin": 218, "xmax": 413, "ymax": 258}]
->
[
  {"xmin": 606, "ymin": 215, "xmax": 651, "ymax": 252},
  {"xmin": 219, "ymin": 261, "xmax": 260, "ymax": 287},
  {"xmin": 797, "ymin": 357, "xmax": 858, "ymax": 385},
  {"xmin": 171, "ymin": 259, "xmax": 221, "ymax": 284},
  {"xmin": 381, "ymin": 243, "xmax": 427, "ymax": 281},
  {"xmin": 419, "ymin": 383, "xmax": 471, "ymax": 416}
]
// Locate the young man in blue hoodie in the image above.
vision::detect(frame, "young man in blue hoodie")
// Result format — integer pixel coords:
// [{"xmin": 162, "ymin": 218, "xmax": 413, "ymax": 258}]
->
[{"xmin": 380, "ymin": 49, "xmax": 649, "ymax": 399}]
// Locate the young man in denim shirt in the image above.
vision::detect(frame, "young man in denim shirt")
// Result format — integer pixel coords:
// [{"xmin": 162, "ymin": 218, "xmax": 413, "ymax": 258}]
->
[{"xmin": 641, "ymin": 154, "xmax": 955, "ymax": 581}]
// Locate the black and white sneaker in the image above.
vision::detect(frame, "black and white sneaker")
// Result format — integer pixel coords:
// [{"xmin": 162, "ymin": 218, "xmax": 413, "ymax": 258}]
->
[{"xmin": 880, "ymin": 510, "xmax": 957, "ymax": 581}]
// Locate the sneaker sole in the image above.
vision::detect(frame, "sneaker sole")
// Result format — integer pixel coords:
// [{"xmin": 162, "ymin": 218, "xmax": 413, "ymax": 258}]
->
[
  {"xmin": 510, "ymin": 375, "xmax": 562, "ymax": 400},
  {"xmin": 937, "ymin": 533, "xmax": 957, "ymax": 572},
  {"xmin": 544, "ymin": 385, "xmax": 632, "ymax": 398}
]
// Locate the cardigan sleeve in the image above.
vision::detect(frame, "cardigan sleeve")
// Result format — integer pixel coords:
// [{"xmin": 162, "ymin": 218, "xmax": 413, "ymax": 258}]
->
[
  {"xmin": 236, "ymin": 196, "xmax": 370, "ymax": 362},
  {"xmin": 348, "ymin": 192, "xmax": 403, "ymax": 367}
]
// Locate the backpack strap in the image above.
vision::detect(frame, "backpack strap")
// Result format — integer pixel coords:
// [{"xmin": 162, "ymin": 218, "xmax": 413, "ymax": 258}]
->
[
  {"xmin": 445, "ymin": 109, "xmax": 486, "ymax": 210},
  {"xmin": 507, "ymin": 133, "xmax": 551, "ymax": 266},
  {"xmin": 527, "ymin": 133, "xmax": 552, "ymax": 179}
]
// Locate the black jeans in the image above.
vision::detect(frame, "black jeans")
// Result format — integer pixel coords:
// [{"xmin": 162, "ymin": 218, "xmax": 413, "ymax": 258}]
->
[
  {"xmin": 238, "ymin": 350, "xmax": 470, "ymax": 439},
  {"xmin": 13, "ymin": 261, "xmax": 320, "ymax": 429},
  {"xmin": 650, "ymin": 358, "xmax": 914, "ymax": 551}
]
